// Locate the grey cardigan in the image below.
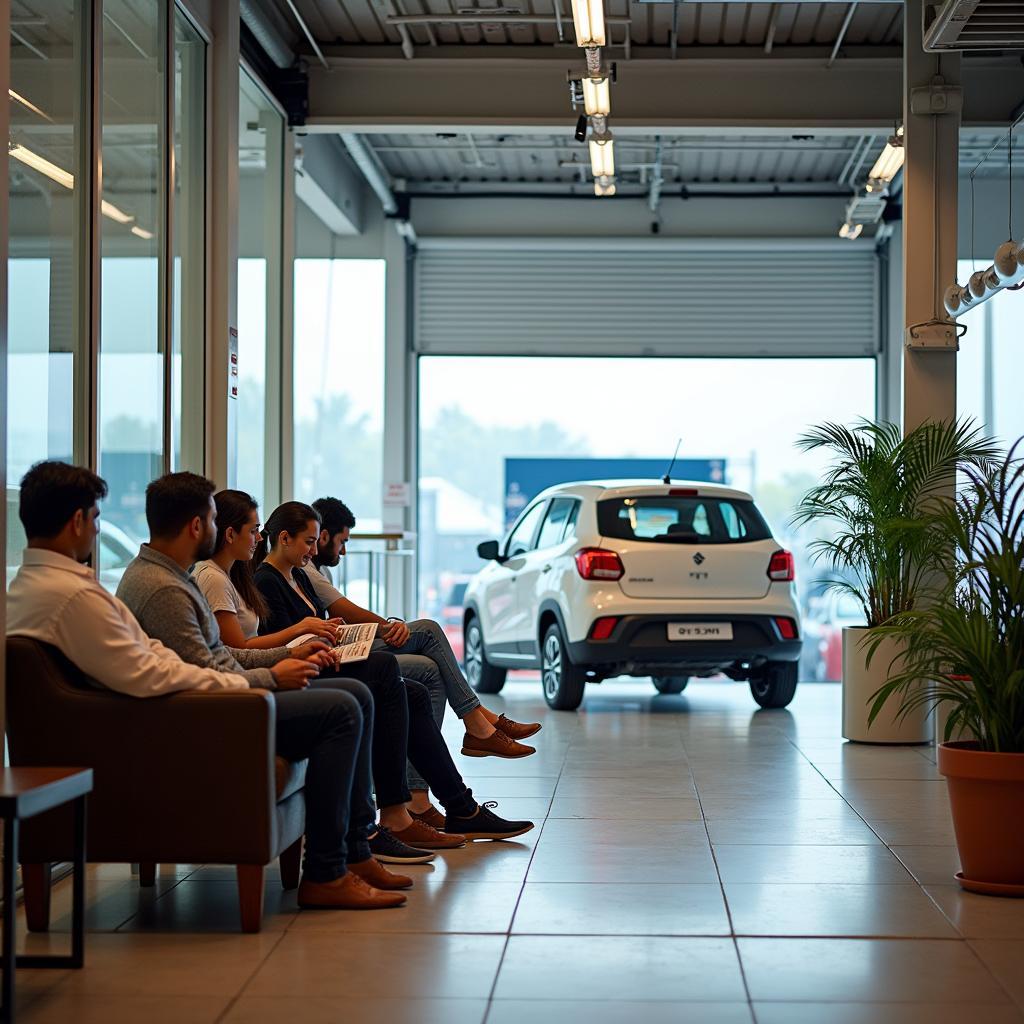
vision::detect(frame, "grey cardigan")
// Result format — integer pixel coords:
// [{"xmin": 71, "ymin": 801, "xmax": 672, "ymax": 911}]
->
[{"xmin": 116, "ymin": 545, "xmax": 286, "ymax": 690}]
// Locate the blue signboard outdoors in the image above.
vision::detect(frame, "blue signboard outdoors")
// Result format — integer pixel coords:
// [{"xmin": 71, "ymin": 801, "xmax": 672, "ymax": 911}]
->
[{"xmin": 504, "ymin": 457, "xmax": 728, "ymax": 528}]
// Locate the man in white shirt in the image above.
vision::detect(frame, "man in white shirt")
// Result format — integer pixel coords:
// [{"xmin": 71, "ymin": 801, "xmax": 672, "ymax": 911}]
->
[{"xmin": 6, "ymin": 461, "xmax": 404, "ymax": 911}]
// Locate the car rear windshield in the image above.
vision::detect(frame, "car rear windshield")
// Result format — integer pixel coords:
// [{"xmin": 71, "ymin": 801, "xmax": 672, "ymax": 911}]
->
[{"xmin": 597, "ymin": 496, "xmax": 771, "ymax": 544}]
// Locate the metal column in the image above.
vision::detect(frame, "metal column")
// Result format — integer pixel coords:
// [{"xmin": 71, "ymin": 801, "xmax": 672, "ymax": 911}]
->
[{"xmin": 902, "ymin": 0, "xmax": 961, "ymax": 433}]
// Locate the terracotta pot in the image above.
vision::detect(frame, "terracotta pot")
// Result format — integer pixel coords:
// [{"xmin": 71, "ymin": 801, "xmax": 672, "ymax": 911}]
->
[
  {"xmin": 841, "ymin": 628, "xmax": 932, "ymax": 744},
  {"xmin": 938, "ymin": 741, "xmax": 1024, "ymax": 897}
]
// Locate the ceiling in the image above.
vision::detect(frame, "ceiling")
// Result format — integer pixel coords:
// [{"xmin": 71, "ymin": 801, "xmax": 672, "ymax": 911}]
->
[{"xmin": 255, "ymin": 0, "xmax": 903, "ymax": 55}]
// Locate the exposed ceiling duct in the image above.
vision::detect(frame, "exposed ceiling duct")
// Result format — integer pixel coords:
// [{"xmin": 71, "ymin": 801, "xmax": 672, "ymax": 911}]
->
[
  {"xmin": 239, "ymin": 0, "xmax": 295, "ymax": 69},
  {"xmin": 340, "ymin": 133, "xmax": 418, "ymax": 244},
  {"xmin": 924, "ymin": 0, "xmax": 1024, "ymax": 50}
]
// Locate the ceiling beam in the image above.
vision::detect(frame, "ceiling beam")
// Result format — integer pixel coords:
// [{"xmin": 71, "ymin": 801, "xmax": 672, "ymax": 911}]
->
[{"xmin": 304, "ymin": 54, "xmax": 1020, "ymax": 133}]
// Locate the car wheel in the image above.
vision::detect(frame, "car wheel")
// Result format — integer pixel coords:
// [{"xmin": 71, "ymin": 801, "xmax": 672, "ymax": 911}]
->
[
  {"xmin": 464, "ymin": 617, "xmax": 507, "ymax": 694},
  {"xmin": 749, "ymin": 661, "xmax": 798, "ymax": 709},
  {"xmin": 541, "ymin": 622, "xmax": 586, "ymax": 711},
  {"xmin": 652, "ymin": 675, "xmax": 690, "ymax": 695}
]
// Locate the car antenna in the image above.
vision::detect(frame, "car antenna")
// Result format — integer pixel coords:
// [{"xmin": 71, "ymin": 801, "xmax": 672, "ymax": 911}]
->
[{"xmin": 662, "ymin": 438, "xmax": 682, "ymax": 484}]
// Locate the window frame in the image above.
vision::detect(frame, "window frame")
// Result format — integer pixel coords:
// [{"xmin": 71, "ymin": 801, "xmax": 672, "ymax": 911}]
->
[{"xmin": 504, "ymin": 499, "xmax": 549, "ymax": 558}]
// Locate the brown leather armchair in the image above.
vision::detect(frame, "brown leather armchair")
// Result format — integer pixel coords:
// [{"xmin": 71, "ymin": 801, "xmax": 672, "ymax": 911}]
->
[{"xmin": 5, "ymin": 637, "xmax": 307, "ymax": 932}]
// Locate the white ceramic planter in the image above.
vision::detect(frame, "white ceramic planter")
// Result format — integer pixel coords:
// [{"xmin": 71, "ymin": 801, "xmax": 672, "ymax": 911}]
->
[{"xmin": 842, "ymin": 627, "xmax": 933, "ymax": 744}]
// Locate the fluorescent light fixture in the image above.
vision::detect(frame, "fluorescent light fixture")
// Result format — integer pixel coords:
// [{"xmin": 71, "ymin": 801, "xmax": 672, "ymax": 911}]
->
[
  {"xmin": 589, "ymin": 138, "xmax": 614, "ymax": 178},
  {"xmin": 594, "ymin": 178, "xmax": 616, "ymax": 197},
  {"xmin": 131, "ymin": 225, "xmax": 154, "ymax": 240},
  {"xmin": 582, "ymin": 77, "xmax": 610, "ymax": 117},
  {"xmin": 101, "ymin": 199, "xmax": 134, "ymax": 224},
  {"xmin": 839, "ymin": 221, "xmax": 863, "ymax": 240},
  {"xmin": 9, "ymin": 143, "xmax": 74, "ymax": 189},
  {"xmin": 571, "ymin": 0, "xmax": 606, "ymax": 47},
  {"xmin": 9, "ymin": 88, "xmax": 53, "ymax": 122},
  {"xmin": 866, "ymin": 125, "xmax": 904, "ymax": 193},
  {"xmin": 11, "ymin": 142, "xmax": 140, "ymax": 228}
]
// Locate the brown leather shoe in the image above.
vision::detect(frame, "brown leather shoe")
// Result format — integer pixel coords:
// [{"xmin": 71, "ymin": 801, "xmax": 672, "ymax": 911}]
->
[
  {"xmin": 462, "ymin": 729, "xmax": 535, "ymax": 759},
  {"xmin": 495, "ymin": 714, "xmax": 542, "ymax": 740},
  {"xmin": 410, "ymin": 805, "xmax": 447, "ymax": 831},
  {"xmin": 392, "ymin": 818, "xmax": 467, "ymax": 850},
  {"xmin": 297, "ymin": 871, "xmax": 407, "ymax": 910},
  {"xmin": 348, "ymin": 857, "xmax": 414, "ymax": 890}
]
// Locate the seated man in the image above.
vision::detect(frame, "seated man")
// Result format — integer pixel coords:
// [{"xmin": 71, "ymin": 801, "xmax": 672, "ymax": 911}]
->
[
  {"xmin": 305, "ymin": 496, "xmax": 543, "ymax": 828},
  {"xmin": 6, "ymin": 461, "xmax": 402, "ymax": 911}
]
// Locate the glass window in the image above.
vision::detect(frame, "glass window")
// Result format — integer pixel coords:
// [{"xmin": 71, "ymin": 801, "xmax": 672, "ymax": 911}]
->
[
  {"xmin": 236, "ymin": 70, "xmax": 284, "ymax": 510},
  {"xmin": 536, "ymin": 497, "xmax": 576, "ymax": 550},
  {"xmin": 563, "ymin": 500, "xmax": 580, "ymax": 539},
  {"xmin": 292, "ymin": 259, "xmax": 385, "ymax": 522},
  {"xmin": 598, "ymin": 496, "xmax": 768, "ymax": 544},
  {"xmin": 98, "ymin": 0, "xmax": 164, "ymax": 562},
  {"xmin": 7, "ymin": 1, "xmax": 84, "ymax": 566},
  {"xmin": 506, "ymin": 502, "xmax": 547, "ymax": 557},
  {"xmin": 171, "ymin": 11, "xmax": 206, "ymax": 471}
]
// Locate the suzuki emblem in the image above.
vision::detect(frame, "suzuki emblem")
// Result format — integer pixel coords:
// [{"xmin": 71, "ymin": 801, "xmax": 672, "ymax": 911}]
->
[{"xmin": 693, "ymin": 552, "xmax": 706, "ymax": 565}]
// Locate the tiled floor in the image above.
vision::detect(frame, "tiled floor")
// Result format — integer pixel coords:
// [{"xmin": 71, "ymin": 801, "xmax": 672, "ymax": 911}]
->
[{"xmin": 11, "ymin": 679, "xmax": 1024, "ymax": 1023}]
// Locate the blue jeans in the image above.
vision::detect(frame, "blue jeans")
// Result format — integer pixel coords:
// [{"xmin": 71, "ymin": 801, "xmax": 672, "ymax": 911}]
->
[
  {"xmin": 373, "ymin": 618, "xmax": 482, "ymax": 793},
  {"xmin": 273, "ymin": 684, "xmax": 374, "ymax": 883}
]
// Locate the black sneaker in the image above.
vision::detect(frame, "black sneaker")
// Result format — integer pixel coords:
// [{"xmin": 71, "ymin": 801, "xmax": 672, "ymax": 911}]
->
[
  {"xmin": 368, "ymin": 827, "xmax": 436, "ymax": 864},
  {"xmin": 445, "ymin": 801, "xmax": 534, "ymax": 842}
]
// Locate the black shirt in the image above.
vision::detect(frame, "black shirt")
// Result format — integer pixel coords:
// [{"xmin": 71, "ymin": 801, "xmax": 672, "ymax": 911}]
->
[{"xmin": 253, "ymin": 562, "xmax": 327, "ymax": 636}]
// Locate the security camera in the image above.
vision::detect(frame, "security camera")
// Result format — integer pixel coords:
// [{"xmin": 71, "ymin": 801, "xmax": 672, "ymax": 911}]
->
[{"xmin": 574, "ymin": 115, "xmax": 587, "ymax": 143}]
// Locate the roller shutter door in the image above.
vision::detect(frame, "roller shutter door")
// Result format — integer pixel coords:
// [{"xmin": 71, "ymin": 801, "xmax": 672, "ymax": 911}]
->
[{"xmin": 415, "ymin": 239, "xmax": 879, "ymax": 357}]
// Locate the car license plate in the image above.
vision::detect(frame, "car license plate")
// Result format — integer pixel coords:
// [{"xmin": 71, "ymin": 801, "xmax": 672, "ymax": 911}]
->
[{"xmin": 667, "ymin": 622, "xmax": 733, "ymax": 641}]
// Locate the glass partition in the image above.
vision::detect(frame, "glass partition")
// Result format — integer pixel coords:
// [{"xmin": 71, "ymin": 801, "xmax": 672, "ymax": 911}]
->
[
  {"xmin": 98, "ymin": 0, "xmax": 165, "ymax": 565},
  {"xmin": 236, "ymin": 69, "xmax": 284, "ymax": 510},
  {"xmin": 7, "ymin": 1, "xmax": 84, "ymax": 572}
]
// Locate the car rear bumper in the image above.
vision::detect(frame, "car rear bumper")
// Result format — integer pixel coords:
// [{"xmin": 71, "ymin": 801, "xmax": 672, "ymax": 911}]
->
[{"xmin": 565, "ymin": 613, "xmax": 802, "ymax": 672}]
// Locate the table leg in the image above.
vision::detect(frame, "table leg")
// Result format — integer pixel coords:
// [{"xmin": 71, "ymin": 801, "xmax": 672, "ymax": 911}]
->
[
  {"xmin": 2, "ymin": 816, "xmax": 20, "ymax": 1024},
  {"xmin": 71, "ymin": 798, "xmax": 86, "ymax": 969}
]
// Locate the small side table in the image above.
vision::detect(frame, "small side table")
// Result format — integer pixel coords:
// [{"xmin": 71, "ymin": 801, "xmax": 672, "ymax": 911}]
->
[{"xmin": 0, "ymin": 767, "xmax": 93, "ymax": 1024}]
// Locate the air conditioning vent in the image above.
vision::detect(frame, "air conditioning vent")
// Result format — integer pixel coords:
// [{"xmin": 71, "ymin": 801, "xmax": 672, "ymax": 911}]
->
[{"xmin": 924, "ymin": 0, "xmax": 1024, "ymax": 50}]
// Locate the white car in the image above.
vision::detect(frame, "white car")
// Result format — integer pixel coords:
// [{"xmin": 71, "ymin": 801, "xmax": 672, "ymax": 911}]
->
[{"xmin": 463, "ymin": 480, "xmax": 802, "ymax": 711}]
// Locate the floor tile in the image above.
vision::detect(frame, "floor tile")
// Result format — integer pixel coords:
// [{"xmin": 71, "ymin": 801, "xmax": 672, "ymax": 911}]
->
[
  {"xmin": 696, "ymin": 796, "xmax": 860, "ymax": 820},
  {"xmin": 926, "ymin": 886, "xmax": 1024, "ymax": 939},
  {"xmin": 969, "ymin": 941, "xmax": 1024, "ymax": 1008},
  {"xmin": 738, "ymin": 937, "xmax": 1011, "ymax": 1002},
  {"xmin": 548, "ymin": 796, "xmax": 703, "ymax": 820},
  {"xmin": 713, "ymin": 844, "xmax": 914, "ymax": 884},
  {"xmin": 20, "ymin": 992, "xmax": 231, "ymax": 1024},
  {"xmin": 488, "ymin": 1001, "xmax": 754, "ymax": 1023},
  {"xmin": 869, "ymin": 818, "xmax": 959, "ymax": 846},
  {"xmin": 288, "ymin": 880, "xmax": 522, "ymax": 934},
  {"xmin": 223, "ymin": 996, "xmax": 488, "ymax": 1023},
  {"xmin": 494, "ymin": 936, "xmax": 747, "ymax": 1001},
  {"xmin": 725, "ymin": 882, "xmax": 959, "ymax": 937},
  {"xmin": 753, "ymin": 1003, "xmax": 1024, "ymax": 1024},
  {"xmin": 244, "ymin": 933, "xmax": 505, "ymax": 999},
  {"xmin": 891, "ymin": 846, "xmax": 963, "ymax": 885},
  {"xmin": 705, "ymin": 817, "xmax": 881, "ymax": 846},
  {"xmin": 512, "ymin": 882, "xmax": 731, "ymax": 935}
]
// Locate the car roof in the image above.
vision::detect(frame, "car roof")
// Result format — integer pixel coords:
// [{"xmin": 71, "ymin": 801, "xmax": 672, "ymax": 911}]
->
[{"xmin": 532, "ymin": 479, "xmax": 755, "ymax": 502}]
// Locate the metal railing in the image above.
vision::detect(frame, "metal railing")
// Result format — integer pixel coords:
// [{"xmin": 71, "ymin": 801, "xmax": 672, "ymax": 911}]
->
[{"xmin": 329, "ymin": 532, "xmax": 416, "ymax": 619}]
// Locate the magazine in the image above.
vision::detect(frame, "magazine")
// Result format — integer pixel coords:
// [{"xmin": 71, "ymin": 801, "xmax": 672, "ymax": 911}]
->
[{"xmin": 286, "ymin": 621, "xmax": 379, "ymax": 665}]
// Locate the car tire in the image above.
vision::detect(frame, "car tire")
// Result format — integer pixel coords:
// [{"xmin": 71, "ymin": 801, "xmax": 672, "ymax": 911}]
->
[
  {"xmin": 464, "ymin": 617, "xmax": 506, "ymax": 694},
  {"xmin": 541, "ymin": 622, "xmax": 586, "ymax": 711},
  {"xmin": 652, "ymin": 675, "xmax": 690, "ymax": 695},
  {"xmin": 749, "ymin": 661, "xmax": 798, "ymax": 709}
]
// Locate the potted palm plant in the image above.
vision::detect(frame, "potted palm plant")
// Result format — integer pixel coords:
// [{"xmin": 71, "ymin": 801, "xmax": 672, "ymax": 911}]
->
[
  {"xmin": 865, "ymin": 444, "xmax": 1024, "ymax": 894},
  {"xmin": 792, "ymin": 419, "xmax": 998, "ymax": 743}
]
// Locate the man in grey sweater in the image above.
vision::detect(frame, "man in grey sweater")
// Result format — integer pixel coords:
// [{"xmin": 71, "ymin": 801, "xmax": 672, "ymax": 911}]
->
[{"xmin": 116, "ymin": 470, "xmax": 413, "ymax": 903}]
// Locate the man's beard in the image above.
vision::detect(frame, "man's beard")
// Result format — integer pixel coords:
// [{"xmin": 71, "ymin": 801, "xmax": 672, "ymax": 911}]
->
[
  {"xmin": 195, "ymin": 526, "xmax": 217, "ymax": 561},
  {"xmin": 316, "ymin": 545, "xmax": 339, "ymax": 568}
]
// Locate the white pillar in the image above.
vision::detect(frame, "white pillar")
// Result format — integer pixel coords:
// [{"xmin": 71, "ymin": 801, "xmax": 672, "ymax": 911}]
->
[
  {"xmin": 902, "ymin": 0, "xmax": 961, "ymax": 432},
  {"xmin": 877, "ymin": 224, "xmax": 904, "ymax": 428}
]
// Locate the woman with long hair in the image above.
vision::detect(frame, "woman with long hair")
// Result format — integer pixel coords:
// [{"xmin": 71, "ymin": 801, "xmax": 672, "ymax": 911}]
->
[
  {"xmin": 253, "ymin": 501, "xmax": 535, "ymax": 847},
  {"xmin": 192, "ymin": 489, "xmax": 341, "ymax": 652}
]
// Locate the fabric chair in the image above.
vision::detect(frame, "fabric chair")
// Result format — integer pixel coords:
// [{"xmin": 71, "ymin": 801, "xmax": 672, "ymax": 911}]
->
[{"xmin": 5, "ymin": 637, "xmax": 306, "ymax": 933}]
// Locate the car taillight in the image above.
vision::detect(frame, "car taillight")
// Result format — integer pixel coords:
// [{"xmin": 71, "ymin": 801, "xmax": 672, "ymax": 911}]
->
[
  {"xmin": 589, "ymin": 616, "xmax": 619, "ymax": 640},
  {"xmin": 774, "ymin": 616, "xmax": 799, "ymax": 640},
  {"xmin": 669, "ymin": 488, "xmax": 698, "ymax": 497},
  {"xmin": 768, "ymin": 550, "xmax": 795, "ymax": 582},
  {"xmin": 575, "ymin": 548, "xmax": 625, "ymax": 581}
]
